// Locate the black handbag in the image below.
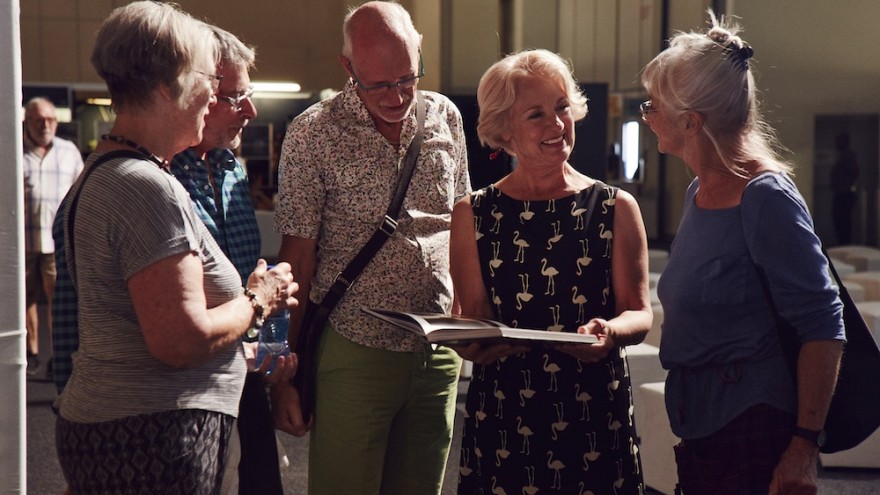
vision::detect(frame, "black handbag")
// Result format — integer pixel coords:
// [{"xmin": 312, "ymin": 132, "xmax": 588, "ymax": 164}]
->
[
  {"xmin": 756, "ymin": 251, "xmax": 880, "ymax": 453},
  {"xmin": 292, "ymin": 91, "xmax": 427, "ymax": 419}
]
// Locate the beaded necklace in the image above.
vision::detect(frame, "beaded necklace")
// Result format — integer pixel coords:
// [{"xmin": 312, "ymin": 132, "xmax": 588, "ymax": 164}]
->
[{"xmin": 100, "ymin": 134, "xmax": 169, "ymax": 169}]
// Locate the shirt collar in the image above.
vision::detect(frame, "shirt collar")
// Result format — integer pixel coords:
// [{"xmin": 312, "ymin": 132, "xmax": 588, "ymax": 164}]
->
[{"xmin": 175, "ymin": 147, "xmax": 237, "ymax": 172}]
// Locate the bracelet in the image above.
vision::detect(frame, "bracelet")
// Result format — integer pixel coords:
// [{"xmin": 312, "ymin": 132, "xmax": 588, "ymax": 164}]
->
[{"xmin": 243, "ymin": 287, "xmax": 266, "ymax": 330}]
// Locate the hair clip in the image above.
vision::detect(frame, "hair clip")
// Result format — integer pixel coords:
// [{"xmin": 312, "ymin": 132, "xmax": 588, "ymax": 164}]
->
[
  {"xmin": 728, "ymin": 42, "xmax": 753, "ymax": 71},
  {"xmin": 489, "ymin": 149, "xmax": 503, "ymax": 160}
]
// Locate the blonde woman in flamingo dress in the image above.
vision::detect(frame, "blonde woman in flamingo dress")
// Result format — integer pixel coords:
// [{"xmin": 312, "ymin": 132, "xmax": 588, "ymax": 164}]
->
[{"xmin": 450, "ymin": 49, "xmax": 652, "ymax": 494}]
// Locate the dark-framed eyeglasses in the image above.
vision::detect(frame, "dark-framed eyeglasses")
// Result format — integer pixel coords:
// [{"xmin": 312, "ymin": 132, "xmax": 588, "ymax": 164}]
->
[
  {"xmin": 349, "ymin": 55, "xmax": 425, "ymax": 94},
  {"xmin": 640, "ymin": 100, "xmax": 657, "ymax": 122},
  {"xmin": 216, "ymin": 86, "xmax": 255, "ymax": 112},
  {"xmin": 195, "ymin": 70, "xmax": 223, "ymax": 92}
]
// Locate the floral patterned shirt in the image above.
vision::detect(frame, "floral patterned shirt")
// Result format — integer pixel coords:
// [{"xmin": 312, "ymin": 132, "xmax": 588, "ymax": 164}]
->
[{"xmin": 275, "ymin": 82, "xmax": 470, "ymax": 352}]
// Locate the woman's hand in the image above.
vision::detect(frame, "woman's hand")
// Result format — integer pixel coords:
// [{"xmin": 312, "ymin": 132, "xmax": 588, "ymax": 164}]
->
[
  {"xmin": 246, "ymin": 260, "xmax": 299, "ymax": 317},
  {"xmin": 768, "ymin": 439, "xmax": 819, "ymax": 495},
  {"xmin": 555, "ymin": 318, "xmax": 616, "ymax": 362},
  {"xmin": 258, "ymin": 353, "xmax": 298, "ymax": 386}
]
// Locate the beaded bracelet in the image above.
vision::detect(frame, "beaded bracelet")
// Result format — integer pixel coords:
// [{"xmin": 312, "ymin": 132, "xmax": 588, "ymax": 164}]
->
[{"xmin": 243, "ymin": 287, "xmax": 267, "ymax": 330}]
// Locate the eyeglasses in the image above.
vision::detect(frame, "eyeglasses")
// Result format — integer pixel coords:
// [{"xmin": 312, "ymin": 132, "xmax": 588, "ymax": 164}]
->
[
  {"xmin": 216, "ymin": 86, "xmax": 255, "ymax": 112},
  {"xmin": 349, "ymin": 55, "xmax": 425, "ymax": 94},
  {"xmin": 640, "ymin": 100, "xmax": 657, "ymax": 122},
  {"xmin": 195, "ymin": 71, "xmax": 223, "ymax": 92}
]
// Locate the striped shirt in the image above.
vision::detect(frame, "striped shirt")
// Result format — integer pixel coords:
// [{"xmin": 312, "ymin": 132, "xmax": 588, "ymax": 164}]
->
[
  {"xmin": 53, "ymin": 153, "xmax": 246, "ymax": 420},
  {"xmin": 23, "ymin": 136, "xmax": 83, "ymax": 253},
  {"xmin": 53, "ymin": 148, "xmax": 261, "ymax": 393}
]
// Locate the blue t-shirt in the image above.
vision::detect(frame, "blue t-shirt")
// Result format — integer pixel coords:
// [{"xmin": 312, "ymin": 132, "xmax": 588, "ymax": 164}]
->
[{"xmin": 657, "ymin": 172, "xmax": 845, "ymax": 439}]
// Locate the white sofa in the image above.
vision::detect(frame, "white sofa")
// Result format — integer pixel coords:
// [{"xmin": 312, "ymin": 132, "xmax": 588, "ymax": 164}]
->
[
  {"xmin": 637, "ymin": 382, "xmax": 680, "ymax": 495},
  {"xmin": 828, "ymin": 245, "xmax": 880, "ymax": 272}
]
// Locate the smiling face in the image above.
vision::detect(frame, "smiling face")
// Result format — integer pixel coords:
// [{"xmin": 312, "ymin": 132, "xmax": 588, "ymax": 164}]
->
[
  {"xmin": 197, "ymin": 62, "xmax": 257, "ymax": 154},
  {"xmin": 504, "ymin": 74, "xmax": 575, "ymax": 168}
]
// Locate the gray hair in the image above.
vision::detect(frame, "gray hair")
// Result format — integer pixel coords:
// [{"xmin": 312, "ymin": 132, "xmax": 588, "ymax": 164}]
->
[
  {"xmin": 641, "ymin": 10, "xmax": 792, "ymax": 176},
  {"xmin": 209, "ymin": 24, "xmax": 256, "ymax": 71},
  {"xmin": 91, "ymin": 1, "xmax": 216, "ymax": 111},
  {"xmin": 24, "ymin": 96, "xmax": 56, "ymax": 116}
]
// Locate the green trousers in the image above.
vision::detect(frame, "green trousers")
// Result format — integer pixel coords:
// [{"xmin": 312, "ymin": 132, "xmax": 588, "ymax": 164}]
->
[{"xmin": 308, "ymin": 327, "xmax": 461, "ymax": 495}]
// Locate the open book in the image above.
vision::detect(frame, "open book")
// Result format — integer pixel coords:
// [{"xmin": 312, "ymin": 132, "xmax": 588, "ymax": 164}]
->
[{"xmin": 362, "ymin": 308, "xmax": 599, "ymax": 346}]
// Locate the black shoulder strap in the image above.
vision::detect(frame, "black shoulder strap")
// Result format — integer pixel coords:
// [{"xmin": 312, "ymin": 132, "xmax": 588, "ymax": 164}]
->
[
  {"xmin": 311, "ymin": 90, "xmax": 427, "ymax": 320},
  {"xmin": 66, "ymin": 150, "xmax": 143, "ymax": 291}
]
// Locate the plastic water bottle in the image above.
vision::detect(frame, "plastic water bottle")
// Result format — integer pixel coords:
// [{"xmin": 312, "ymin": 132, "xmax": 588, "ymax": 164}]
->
[{"xmin": 256, "ymin": 309, "xmax": 291, "ymax": 375}]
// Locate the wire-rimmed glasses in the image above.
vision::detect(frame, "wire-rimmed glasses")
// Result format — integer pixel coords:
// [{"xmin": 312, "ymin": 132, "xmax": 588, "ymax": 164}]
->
[{"xmin": 216, "ymin": 86, "xmax": 255, "ymax": 112}]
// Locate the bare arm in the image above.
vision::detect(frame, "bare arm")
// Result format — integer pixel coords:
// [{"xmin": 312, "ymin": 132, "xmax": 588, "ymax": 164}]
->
[
  {"xmin": 128, "ymin": 254, "xmax": 296, "ymax": 369},
  {"xmin": 450, "ymin": 197, "xmax": 492, "ymax": 320},
  {"xmin": 606, "ymin": 189, "xmax": 653, "ymax": 345},
  {"xmin": 557, "ymin": 189, "xmax": 652, "ymax": 361},
  {"xmin": 277, "ymin": 235, "xmax": 318, "ymax": 347},
  {"xmin": 271, "ymin": 234, "xmax": 317, "ymax": 436}
]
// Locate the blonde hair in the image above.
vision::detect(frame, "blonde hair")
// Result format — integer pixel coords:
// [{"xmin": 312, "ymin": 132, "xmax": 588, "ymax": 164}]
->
[
  {"xmin": 91, "ymin": 1, "xmax": 216, "ymax": 111},
  {"xmin": 641, "ymin": 10, "xmax": 792, "ymax": 176},
  {"xmin": 476, "ymin": 49, "xmax": 588, "ymax": 152}
]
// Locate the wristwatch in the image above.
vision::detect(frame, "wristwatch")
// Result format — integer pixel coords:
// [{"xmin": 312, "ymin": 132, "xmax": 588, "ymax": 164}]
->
[{"xmin": 793, "ymin": 426, "xmax": 826, "ymax": 448}]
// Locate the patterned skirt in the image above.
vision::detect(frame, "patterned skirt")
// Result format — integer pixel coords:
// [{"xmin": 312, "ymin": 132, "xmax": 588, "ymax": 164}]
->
[{"xmin": 56, "ymin": 409, "xmax": 234, "ymax": 495}]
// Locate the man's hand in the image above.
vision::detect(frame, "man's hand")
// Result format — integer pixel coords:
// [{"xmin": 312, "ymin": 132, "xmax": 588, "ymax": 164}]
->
[{"xmin": 269, "ymin": 376, "xmax": 311, "ymax": 437}]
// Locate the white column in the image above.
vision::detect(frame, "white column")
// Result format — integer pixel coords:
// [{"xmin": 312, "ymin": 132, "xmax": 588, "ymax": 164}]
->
[{"xmin": 0, "ymin": 0, "xmax": 26, "ymax": 493}]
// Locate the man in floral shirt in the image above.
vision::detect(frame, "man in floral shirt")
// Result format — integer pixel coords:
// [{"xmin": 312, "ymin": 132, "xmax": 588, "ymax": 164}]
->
[{"xmin": 273, "ymin": 2, "xmax": 470, "ymax": 494}]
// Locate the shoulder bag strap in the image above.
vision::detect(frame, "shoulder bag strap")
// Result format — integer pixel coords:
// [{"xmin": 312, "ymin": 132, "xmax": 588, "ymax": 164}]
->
[
  {"xmin": 310, "ymin": 90, "xmax": 427, "ymax": 322},
  {"xmin": 66, "ymin": 150, "xmax": 144, "ymax": 292}
]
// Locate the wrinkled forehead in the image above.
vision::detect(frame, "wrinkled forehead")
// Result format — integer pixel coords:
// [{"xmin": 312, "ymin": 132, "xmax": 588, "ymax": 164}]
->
[{"xmin": 26, "ymin": 102, "xmax": 56, "ymax": 120}]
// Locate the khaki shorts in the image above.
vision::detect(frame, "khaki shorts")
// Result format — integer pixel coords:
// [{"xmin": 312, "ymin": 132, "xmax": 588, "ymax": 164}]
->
[{"xmin": 25, "ymin": 252, "xmax": 56, "ymax": 304}]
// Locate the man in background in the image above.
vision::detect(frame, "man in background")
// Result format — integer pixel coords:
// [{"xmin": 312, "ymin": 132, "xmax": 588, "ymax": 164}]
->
[
  {"xmin": 22, "ymin": 97, "xmax": 83, "ymax": 376},
  {"xmin": 831, "ymin": 131, "xmax": 860, "ymax": 245}
]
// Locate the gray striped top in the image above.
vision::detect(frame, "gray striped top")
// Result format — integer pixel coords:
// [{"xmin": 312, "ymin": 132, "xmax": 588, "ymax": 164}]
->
[{"xmin": 56, "ymin": 154, "xmax": 246, "ymax": 423}]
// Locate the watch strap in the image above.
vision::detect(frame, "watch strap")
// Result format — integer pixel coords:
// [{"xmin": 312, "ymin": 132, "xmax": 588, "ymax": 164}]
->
[{"xmin": 793, "ymin": 426, "xmax": 825, "ymax": 447}]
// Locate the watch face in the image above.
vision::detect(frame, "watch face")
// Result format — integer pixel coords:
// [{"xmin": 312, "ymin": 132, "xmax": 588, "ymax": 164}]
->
[{"xmin": 817, "ymin": 430, "xmax": 827, "ymax": 448}]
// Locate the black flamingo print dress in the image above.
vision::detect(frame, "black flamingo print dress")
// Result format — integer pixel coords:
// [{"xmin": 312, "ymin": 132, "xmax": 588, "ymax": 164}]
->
[{"xmin": 458, "ymin": 182, "xmax": 643, "ymax": 495}]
